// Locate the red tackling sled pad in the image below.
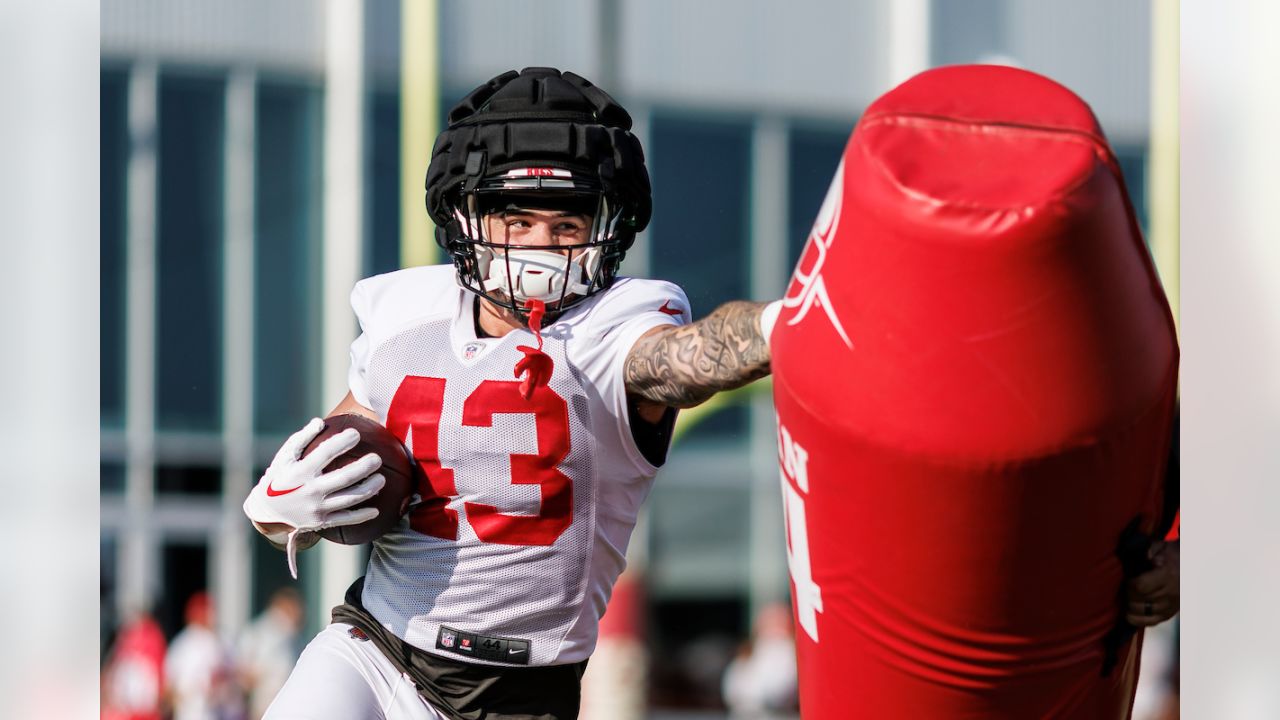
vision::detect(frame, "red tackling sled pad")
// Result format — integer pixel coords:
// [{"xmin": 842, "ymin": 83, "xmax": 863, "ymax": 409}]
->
[{"xmin": 771, "ymin": 65, "xmax": 1178, "ymax": 719}]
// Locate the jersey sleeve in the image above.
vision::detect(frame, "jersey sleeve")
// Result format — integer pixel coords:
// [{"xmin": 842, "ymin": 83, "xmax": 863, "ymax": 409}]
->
[
  {"xmin": 575, "ymin": 278, "xmax": 692, "ymax": 472},
  {"xmin": 346, "ymin": 266, "xmax": 458, "ymax": 409}
]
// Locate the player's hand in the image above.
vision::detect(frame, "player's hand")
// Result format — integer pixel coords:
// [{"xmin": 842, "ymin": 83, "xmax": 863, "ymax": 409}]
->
[
  {"xmin": 1125, "ymin": 539, "xmax": 1179, "ymax": 626},
  {"xmin": 242, "ymin": 418, "xmax": 386, "ymax": 577}
]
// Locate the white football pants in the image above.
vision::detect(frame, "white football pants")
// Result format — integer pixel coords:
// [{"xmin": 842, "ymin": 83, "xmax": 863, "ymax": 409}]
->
[{"xmin": 264, "ymin": 623, "xmax": 450, "ymax": 720}]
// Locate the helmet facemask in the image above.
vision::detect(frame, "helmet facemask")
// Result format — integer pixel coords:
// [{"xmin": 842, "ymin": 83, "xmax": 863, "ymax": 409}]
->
[{"xmin": 445, "ymin": 169, "xmax": 631, "ymax": 322}]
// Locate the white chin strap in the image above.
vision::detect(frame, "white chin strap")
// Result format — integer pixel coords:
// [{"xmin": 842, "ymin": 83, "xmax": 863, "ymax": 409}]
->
[{"xmin": 481, "ymin": 247, "xmax": 600, "ymax": 303}]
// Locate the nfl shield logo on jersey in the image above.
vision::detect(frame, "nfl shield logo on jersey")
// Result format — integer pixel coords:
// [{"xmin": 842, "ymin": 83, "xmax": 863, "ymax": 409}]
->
[
  {"xmin": 441, "ymin": 629, "xmax": 455, "ymax": 648},
  {"xmin": 462, "ymin": 341, "xmax": 484, "ymax": 360}
]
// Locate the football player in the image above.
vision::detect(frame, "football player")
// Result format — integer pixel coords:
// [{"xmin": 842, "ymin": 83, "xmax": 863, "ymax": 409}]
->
[{"xmin": 242, "ymin": 67, "xmax": 784, "ymax": 719}]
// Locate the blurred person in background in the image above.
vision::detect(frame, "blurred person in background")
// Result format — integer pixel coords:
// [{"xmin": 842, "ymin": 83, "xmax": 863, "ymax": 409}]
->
[
  {"xmin": 1132, "ymin": 618, "xmax": 1179, "ymax": 720},
  {"xmin": 1125, "ymin": 544, "xmax": 1179, "ymax": 718},
  {"xmin": 241, "ymin": 66, "xmax": 781, "ymax": 720},
  {"xmin": 164, "ymin": 591, "xmax": 241, "ymax": 720},
  {"xmin": 101, "ymin": 607, "xmax": 166, "ymax": 720},
  {"xmin": 722, "ymin": 603, "xmax": 799, "ymax": 718},
  {"xmin": 236, "ymin": 588, "xmax": 304, "ymax": 720}
]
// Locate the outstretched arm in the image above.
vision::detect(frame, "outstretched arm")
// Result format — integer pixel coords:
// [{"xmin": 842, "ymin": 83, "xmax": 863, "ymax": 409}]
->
[{"xmin": 624, "ymin": 300, "xmax": 774, "ymax": 409}]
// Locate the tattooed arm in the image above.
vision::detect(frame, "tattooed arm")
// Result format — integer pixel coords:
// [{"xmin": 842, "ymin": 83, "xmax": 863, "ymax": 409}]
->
[{"xmin": 624, "ymin": 300, "xmax": 773, "ymax": 412}]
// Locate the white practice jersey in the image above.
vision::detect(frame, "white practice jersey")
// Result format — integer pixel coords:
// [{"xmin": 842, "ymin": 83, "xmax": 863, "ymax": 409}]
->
[{"xmin": 347, "ymin": 265, "xmax": 690, "ymax": 667}]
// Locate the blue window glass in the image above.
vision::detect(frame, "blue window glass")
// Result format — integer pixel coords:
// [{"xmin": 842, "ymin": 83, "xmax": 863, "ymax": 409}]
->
[
  {"xmin": 101, "ymin": 69, "xmax": 129, "ymax": 428},
  {"xmin": 367, "ymin": 88, "xmax": 402, "ymax": 277},
  {"xmin": 154, "ymin": 463, "xmax": 222, "ymax": 496},
  {"xmin": 1113, "ymin": 144, "xmax": 1149, "ymax": 238},
  {"xmin": 649, "ymin": 115, "xmax": 753, "ymax": 440},
  {"xmin": 101, "ymin": 461, "xmax": 126, "ymax": 494},
  {"xmin": 255, "ymin": 80, "xmax": 323, "ymax": 434},
  {"xmin": 100, "ymin": 534, "xmax": 118, "ymax": 657},
  {"xmin": 649, "ymin": 484, "xmax": 751, "ymax": 593},
  {"xmin": 650, "ymin": 115, "xmax": 751, "ymax": 317},
  {"xmin": 156, "ymin": 73, "xmax": 225, "ymax": 431},
  {"xmin": 787, "ymin": 125, "xmax": 852, "ymax": 269},
  {"xmin": 159, "ymin": 542, "xmax": 210, "ymax": 638}
]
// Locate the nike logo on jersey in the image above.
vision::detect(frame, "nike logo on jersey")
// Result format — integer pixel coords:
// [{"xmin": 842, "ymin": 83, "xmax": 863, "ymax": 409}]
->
[
  {"xmin": 658, "ymin": 300, "xmax": 682, "ymax": 316},
  {"xmin": 509, "ymin": 647, "xmax": 525, "ymax": 655},
  {"xmin": 266, "ymin": 480, "xmax": 304, "ymax": 497}
]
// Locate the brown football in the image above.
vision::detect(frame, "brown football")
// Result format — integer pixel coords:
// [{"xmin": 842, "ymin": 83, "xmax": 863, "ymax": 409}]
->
[{"xmin": 300, "ymin": 413, "xmax": 416, "ymax": 545}]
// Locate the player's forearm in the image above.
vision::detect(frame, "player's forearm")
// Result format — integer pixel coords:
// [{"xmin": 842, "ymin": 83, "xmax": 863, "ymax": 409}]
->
[{"xmin": 624, "ymin": 300, "xmax": 771, "ymax": 408}]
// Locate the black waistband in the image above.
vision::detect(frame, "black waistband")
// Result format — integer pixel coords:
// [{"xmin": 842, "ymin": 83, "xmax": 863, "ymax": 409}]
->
[{"xmin": 330, "ymin": 577, "xmax": 587, "ymax": 720}]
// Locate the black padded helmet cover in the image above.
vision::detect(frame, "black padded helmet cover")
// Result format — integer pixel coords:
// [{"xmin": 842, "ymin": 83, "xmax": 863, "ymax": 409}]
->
[{"xmin": 425, "ymin": 67, "xmax": 652, "ymax": 247}]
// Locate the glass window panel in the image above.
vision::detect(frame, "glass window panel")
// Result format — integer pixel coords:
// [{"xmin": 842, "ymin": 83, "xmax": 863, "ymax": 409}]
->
[
  {"xmin": 100, "ymin": 534, "xmax": 118, "ymax": 657},
  {"xmin": 154, "ymin": 463, "xmax": 222, "ymax": 496},
  {"xmin": 156, "ymin": 73, "xmax": 225, "ymax": 431},
  {"xmin": 255, "ymin": 80, "xmax": 323, "ymax": 434},
  {"xmin": 159, "ymin": 541, "xmax": 210, "ymax": 638},
  {"xmin": 649, "ymin": 115, "xmax": 751, "ymax": 317},
  {"xmin": 101, "ymin": 69, "xmax": 129, "ymax": 428},
  {"xmin": 1113, "ymin": 144, "xmax": 1149, "ymax": 238},
  {"xmin": 787, "ymin": 125, "xmax": 852, "ymax": 269},
  {"xmin": 649, "ymin": 115, "xmax": 753, "ymax": 440},
  {"xmin": 101, "ymin": 462, "xmax": 126, "ymax": 494},
  {"xmin": 366, "ymin": 88, "xmax": 402, "ymax": 277},
  {"xmin": 649, "ymin": 483, "xmax": 750, "ymax": 593},
  {"xmin": 930, "ymin": 0, "xmax": 1006, "ymax": 66}
]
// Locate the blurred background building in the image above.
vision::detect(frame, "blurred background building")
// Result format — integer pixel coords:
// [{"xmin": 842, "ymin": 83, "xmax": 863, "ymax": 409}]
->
[{"xmin": 100, "ymin": 0, "xmax": 1173, "ymax": 716}]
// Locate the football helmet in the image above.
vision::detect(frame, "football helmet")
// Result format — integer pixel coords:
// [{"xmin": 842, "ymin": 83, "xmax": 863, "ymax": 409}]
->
[{"xmin": 424, "ymin": 67, "xmax": 651, "ymax": 318}]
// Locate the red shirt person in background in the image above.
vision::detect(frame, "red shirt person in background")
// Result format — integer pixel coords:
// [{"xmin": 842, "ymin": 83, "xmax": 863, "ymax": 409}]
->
[{"xmin": 102, "ymin": 610, "xmax": 166, "ymax": 720}]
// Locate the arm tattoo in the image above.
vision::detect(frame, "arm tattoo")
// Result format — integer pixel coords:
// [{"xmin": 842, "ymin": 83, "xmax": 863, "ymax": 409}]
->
[{"xmin": 624, "ymin": 300, "xmax": 771, "ymax": 408}]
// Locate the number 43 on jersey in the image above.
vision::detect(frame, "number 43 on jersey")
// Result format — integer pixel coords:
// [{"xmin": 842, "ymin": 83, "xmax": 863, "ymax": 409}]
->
[{"xmin": 385, "ymin": 375, "xmax": 573, "ymax": 547}]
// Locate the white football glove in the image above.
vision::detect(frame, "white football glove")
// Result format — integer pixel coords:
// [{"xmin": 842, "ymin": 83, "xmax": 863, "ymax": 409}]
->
[{"xmin": 243, "ymin": 417, "xmax": 386, "ymax": 578}]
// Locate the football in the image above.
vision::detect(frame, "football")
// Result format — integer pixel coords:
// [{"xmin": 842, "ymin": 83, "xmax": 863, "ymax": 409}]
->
[{"xmin": 301, "ymin": 413, "xmax": 417, "ymax": 545}]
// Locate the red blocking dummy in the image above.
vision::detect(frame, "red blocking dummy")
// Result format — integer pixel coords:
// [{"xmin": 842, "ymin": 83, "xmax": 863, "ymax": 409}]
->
[{"xmin": 771, "ymin": 65, "xmax": 1178, "ymax": 719}]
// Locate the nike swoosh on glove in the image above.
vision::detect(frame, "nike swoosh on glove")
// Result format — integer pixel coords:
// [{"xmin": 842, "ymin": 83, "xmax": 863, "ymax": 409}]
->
[{"xmin": 243, "ymin": 417, "xmax": 386, "ymax": 578}]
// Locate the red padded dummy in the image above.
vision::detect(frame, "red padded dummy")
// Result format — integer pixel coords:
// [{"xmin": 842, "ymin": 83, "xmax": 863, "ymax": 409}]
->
[{"xmin": 771, "ymin": 65, "xmax": 1178, "ymax": 718}]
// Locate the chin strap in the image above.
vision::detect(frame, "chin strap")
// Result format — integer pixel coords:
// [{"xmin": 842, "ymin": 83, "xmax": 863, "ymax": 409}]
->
[
  {"xmin": 514, "ymin": 299, "xmax": 554, "ymax": 400},
  {"xmin": 285, "ymin": 529, "xmax": 305, "ymax": 580}
]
